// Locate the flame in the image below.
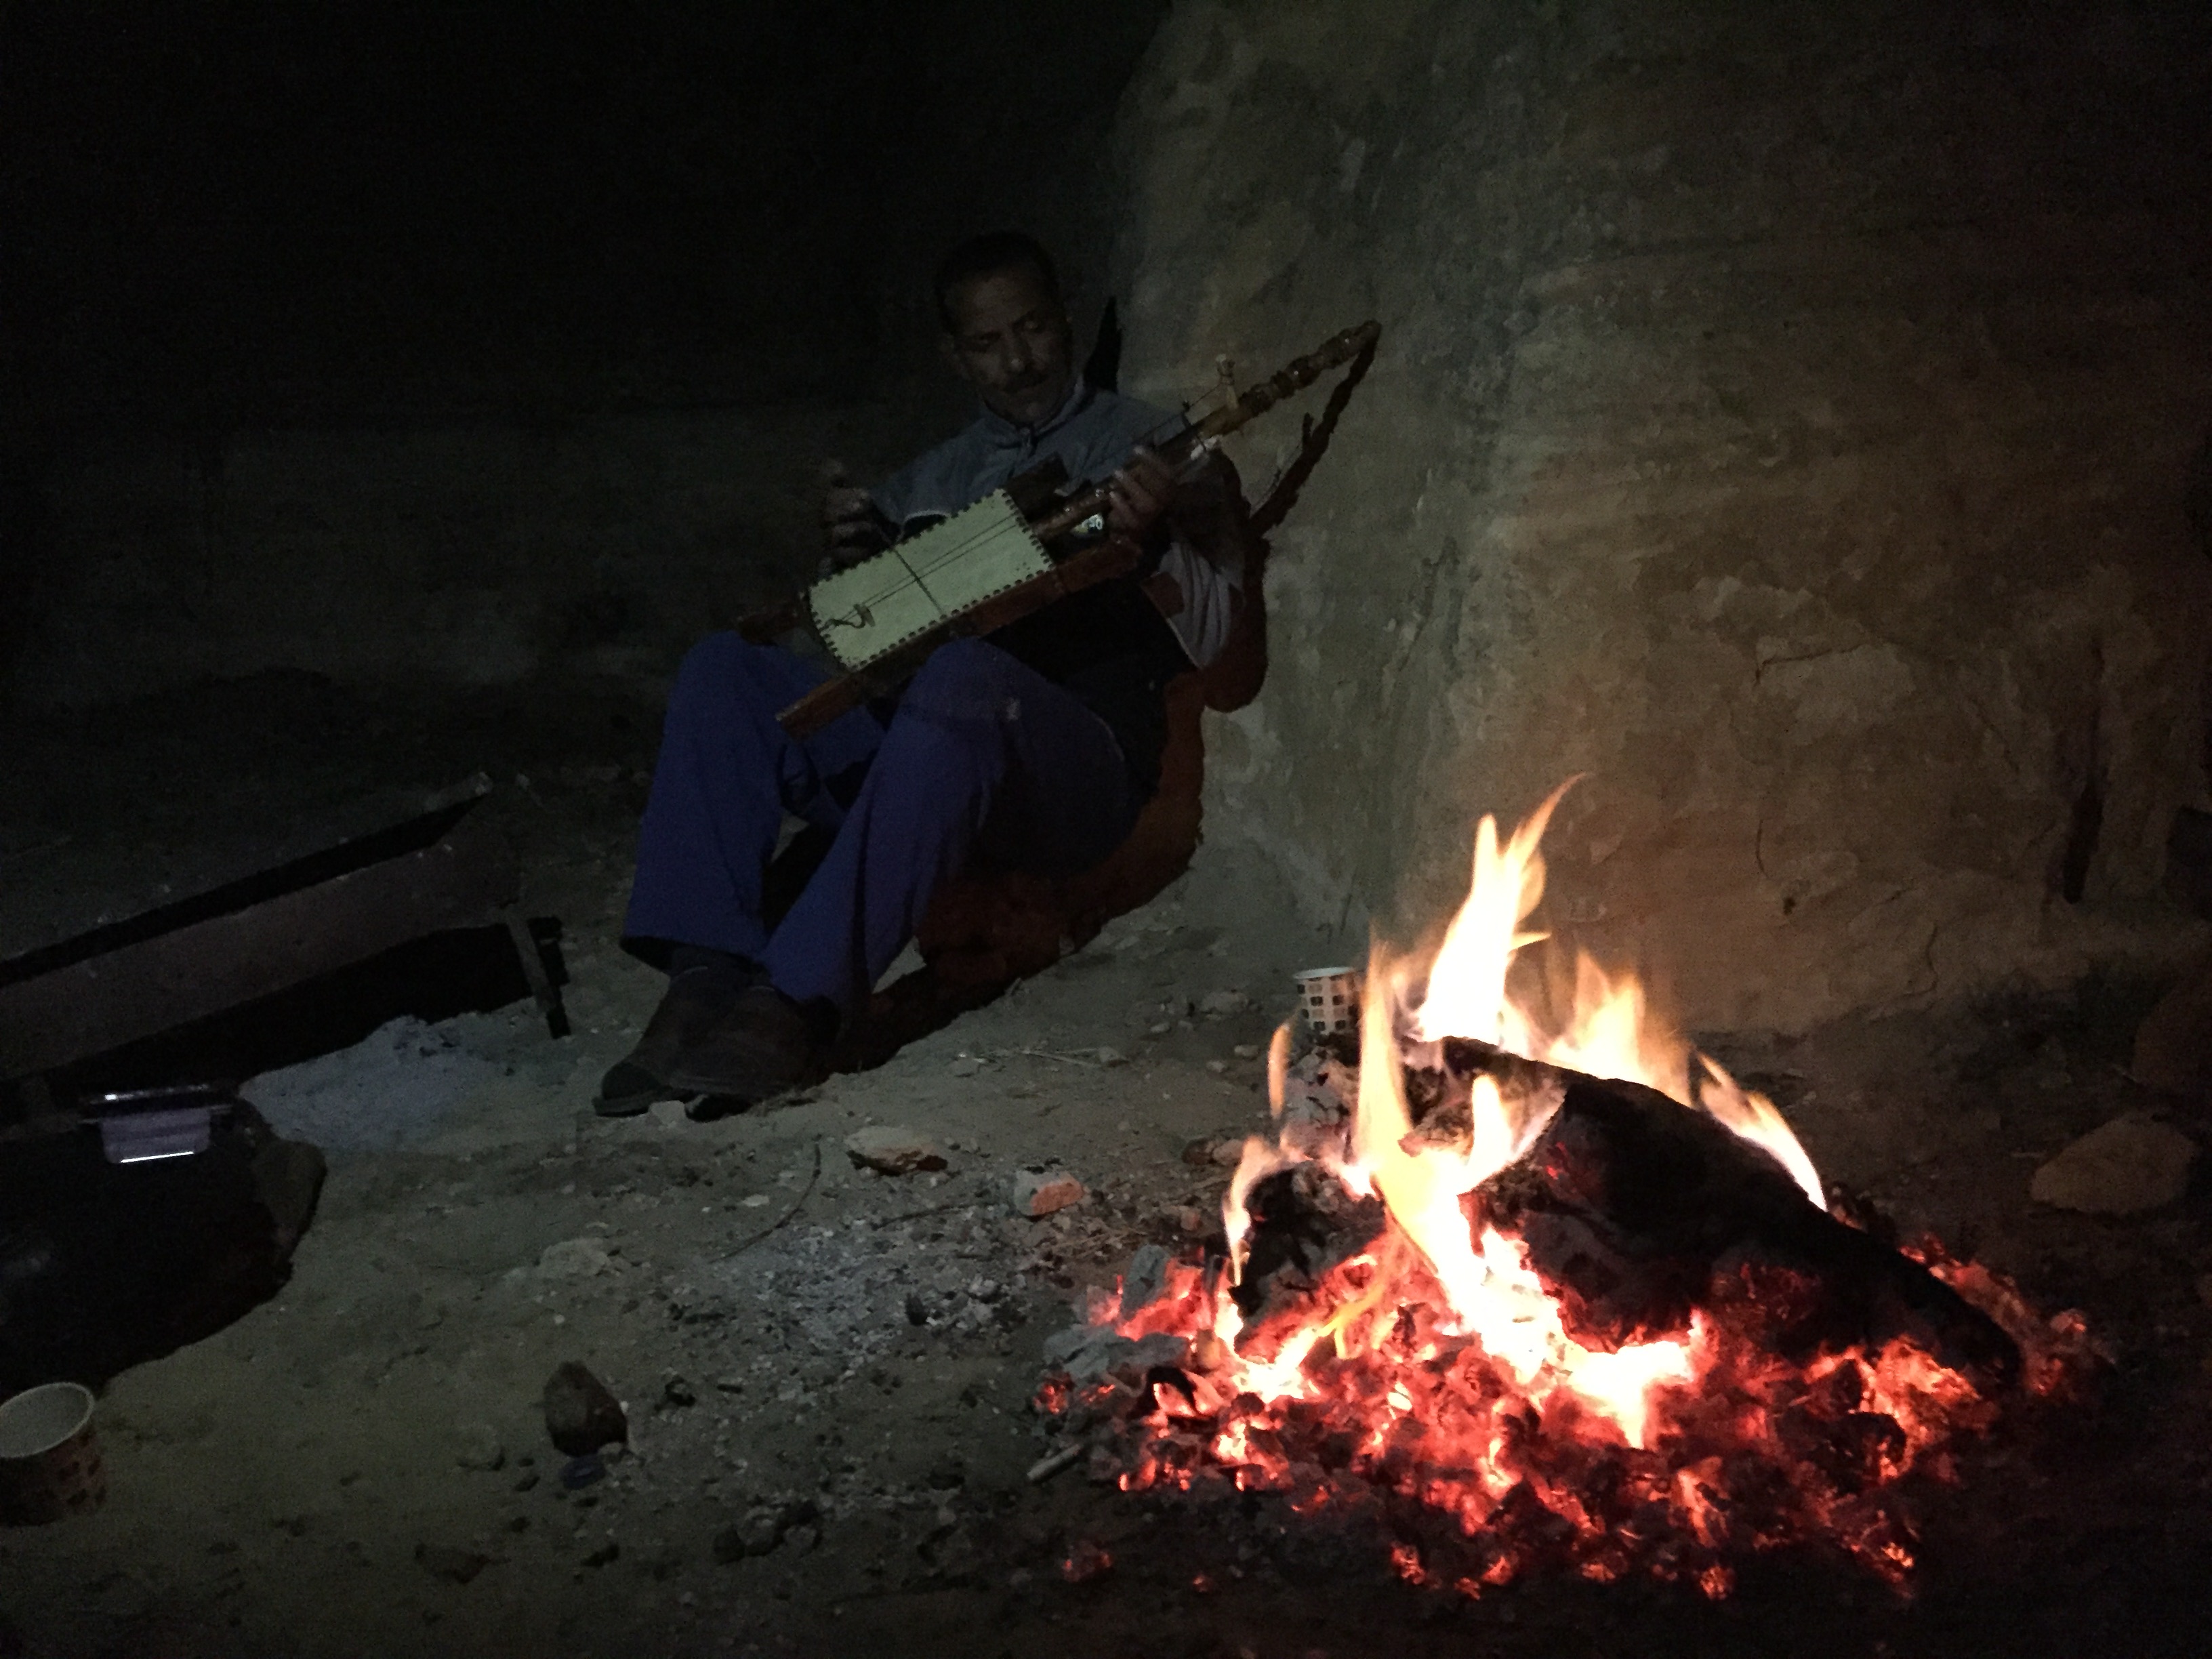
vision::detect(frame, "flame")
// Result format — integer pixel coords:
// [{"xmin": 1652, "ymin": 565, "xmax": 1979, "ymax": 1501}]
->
[{"xmin": 1057, "ymin": 783, "xmax": 2085, "ymax": 1596}]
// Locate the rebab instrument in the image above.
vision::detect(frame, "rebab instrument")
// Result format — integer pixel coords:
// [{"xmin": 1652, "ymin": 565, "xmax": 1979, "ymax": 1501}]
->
[{"xmin": 739, "ymin": 319, "xmax": 1380, "ymax": 738}]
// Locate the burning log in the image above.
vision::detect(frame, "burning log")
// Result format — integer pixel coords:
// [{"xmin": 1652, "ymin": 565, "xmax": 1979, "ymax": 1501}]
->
[{"xmin": 1442, "ymin": 1042, "xmax": 2022, "ymax": 1394}]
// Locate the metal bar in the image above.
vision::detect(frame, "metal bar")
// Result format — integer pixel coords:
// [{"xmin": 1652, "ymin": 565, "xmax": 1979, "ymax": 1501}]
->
[{"xmin": 0, "ymin": 806, "xmax": 518, "ymax": 1080}]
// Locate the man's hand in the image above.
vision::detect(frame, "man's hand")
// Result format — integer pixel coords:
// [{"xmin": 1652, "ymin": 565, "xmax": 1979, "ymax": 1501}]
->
[
  {"xmin": 820, "ymin": 459, "xmax": 891, "ymax": 570},
  {"xmin": 1106, "ymin": 447, "xmax": 1178, "ymax": 548}
]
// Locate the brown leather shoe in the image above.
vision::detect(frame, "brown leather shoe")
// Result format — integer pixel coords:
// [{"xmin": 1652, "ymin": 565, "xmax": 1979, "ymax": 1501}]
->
[
  {"xmin": 594, "ymin": 962, "xmax": 758, "ymax": 1116},
  {"xmin": 658, "ymin": 985, "xmax": 830, "ymax": 1106}
]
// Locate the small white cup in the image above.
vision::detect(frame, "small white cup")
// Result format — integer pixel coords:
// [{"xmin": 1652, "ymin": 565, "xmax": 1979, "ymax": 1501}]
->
[{"xmin": 1294, "ymin": 966, "xmax": 1361, "ymax": 1036}]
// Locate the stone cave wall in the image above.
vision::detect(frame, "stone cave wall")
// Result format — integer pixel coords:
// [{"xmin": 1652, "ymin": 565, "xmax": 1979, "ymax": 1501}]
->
[{"xmin": 1105, "ymin": 0, "xmax": 2212, "ymax": 1031}]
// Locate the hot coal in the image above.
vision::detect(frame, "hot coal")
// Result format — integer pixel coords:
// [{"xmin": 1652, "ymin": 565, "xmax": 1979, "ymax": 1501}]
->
[{"xmin": 1042, "ymin": 1045, "xmax": 2093, "ymax": 1597}]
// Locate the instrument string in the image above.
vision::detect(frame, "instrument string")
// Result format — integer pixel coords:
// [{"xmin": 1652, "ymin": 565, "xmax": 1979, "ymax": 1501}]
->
[{"xmin": 815, "ymin": 403, "xmax": 1204, "ymax": 633}]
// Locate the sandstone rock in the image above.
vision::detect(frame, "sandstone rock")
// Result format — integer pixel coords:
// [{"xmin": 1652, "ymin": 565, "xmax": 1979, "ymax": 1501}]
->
[
  {"xmin": 1111, "ymin": 3, "xmax": 2212, "ymax": 1033},
  {"xmin": 1200, "ymin": 989, "xmax": 1250, "ymax": 1017},
  {"xmin": 542, "ymin": 1361, "xmax": 628, "ymax": 1456},
  {"xmin": 2030, "ymin": 1117, "xmax": 2198, "ymax": 1215},
  {"xmin": 947, "ymin": 1057, "xmax": 983, "ymax": 1078},
  {"xmin": 1010, "ymin": 1168, "xmax": 1086, "ymax": 1218},
  {"xmin": 844, "ymin": 1126, "xmax": 947, "ymax": 1175},
  {"xmin": 1094, "ymin": 1046, "xmax": 1128, "ymax": 1067}
]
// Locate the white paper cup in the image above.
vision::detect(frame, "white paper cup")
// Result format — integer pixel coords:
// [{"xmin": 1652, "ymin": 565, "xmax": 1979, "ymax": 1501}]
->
[
  {"xmin": 1294, "ymin": 966, "xmax": 1361, "ymax": 1036},
  {"xmin": 0, "ymin": 1382, "xmax": 105, "ymax": 1525}
]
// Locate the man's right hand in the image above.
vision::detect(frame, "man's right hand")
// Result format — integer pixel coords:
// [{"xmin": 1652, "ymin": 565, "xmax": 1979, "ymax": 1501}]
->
[{"xmin": 820, "ymin": 460, "xmax": 891, "ymax": 569}]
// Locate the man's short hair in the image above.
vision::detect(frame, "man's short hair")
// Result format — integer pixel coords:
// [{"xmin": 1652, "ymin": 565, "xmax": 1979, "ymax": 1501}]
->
[{"xmin": 933, "ymin": 231, "xmax": 1061, "ymax": 331}]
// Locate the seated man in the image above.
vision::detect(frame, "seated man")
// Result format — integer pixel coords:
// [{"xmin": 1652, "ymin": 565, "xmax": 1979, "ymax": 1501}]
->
[{"xmin": 600, "ymin": 231, "xmax": 1248, "ymax": 1115}]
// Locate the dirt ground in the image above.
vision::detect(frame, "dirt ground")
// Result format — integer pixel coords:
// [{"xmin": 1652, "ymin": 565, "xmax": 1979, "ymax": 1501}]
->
[{"xmin": 3, "ymin": 677, "xmax": 2211, "ymax": 1658}]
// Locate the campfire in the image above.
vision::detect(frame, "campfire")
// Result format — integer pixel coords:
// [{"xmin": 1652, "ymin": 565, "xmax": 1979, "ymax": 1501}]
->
[{"xmin": 1040, "ymin": 784, "xmax": 2098, "ymax": 1598}]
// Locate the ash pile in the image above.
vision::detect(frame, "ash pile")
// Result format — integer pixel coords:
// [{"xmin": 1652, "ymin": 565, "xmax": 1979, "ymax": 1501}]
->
[{"xmin": 1036, "ymin": 1030, "xmax": 2104, "ymax": 1599}]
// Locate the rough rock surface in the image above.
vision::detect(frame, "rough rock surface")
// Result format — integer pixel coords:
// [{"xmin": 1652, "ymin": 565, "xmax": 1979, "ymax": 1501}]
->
[
  {"xmin": 1107, "ymin": 0, "xmax": 2212, "ymax": 1029},
  {"xmin": 2030, "ymin": 1115, "xmax": 2198, "ymax": 1216},
  {"xmin": 846, "ymin": 1126, "xmax": 949, "ymax": 1176}
]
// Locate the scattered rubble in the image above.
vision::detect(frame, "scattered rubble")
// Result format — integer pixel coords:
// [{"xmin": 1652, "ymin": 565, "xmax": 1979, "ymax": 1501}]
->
[
  {"xmin": 542, "ymin": 1362, "xmax": 628, "ymax": 1456},
  {"xmin": 2031, "ymin": 1115, "xmax": 2198, "ymax": 1214},
  {"xmin": 844, "ymin": 1126, "xmax": 947, "ymax": 1175}
]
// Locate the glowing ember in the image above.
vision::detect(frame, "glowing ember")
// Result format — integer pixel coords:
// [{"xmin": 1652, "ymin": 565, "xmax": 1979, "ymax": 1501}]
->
[{"xmin": 1041, "ymin": 785, "xmax": 2098, "ymax": 1597}]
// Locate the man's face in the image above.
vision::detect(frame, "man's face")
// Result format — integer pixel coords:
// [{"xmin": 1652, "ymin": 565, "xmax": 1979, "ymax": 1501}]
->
[{"xmin": 941, "ymin": 266, "xmax": 1074, "ymax": 426}]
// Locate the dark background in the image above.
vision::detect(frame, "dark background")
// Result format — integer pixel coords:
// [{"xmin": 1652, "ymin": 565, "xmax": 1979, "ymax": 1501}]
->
[
  {"xmin": 0, "ymin": 0, "xmax": 1166, "ymax": 424},
  {"xmin": 0, "ymin": 0, "xmax": 1170, "ymax": 699}
]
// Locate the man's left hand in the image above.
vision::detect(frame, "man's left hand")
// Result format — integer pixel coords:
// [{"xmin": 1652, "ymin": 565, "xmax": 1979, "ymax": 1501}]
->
[{"xmin": 1107, "ymin": 447, "xmax": 1177, "ymax": 546}]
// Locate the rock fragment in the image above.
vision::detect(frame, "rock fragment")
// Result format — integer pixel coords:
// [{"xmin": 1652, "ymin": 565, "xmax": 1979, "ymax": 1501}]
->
[
  {"xmin": 2030, "ymin": 1115, "xmax": 2198, "ymax": 1214},
  {"xmin": 1119, "ymin": 1244, "xmax": 1170, "ymax": 1319},
  {"xmin": 542, "ymin": 1361, "xmax": 628, "ymax": 1456},
  {"xmin": 1026, "ymin": 1443, "xmax": 1083, "ymax": 1483},
  {"xmin": 536, "ymin": 1237, "xmax": 613, "ymax": 1279},
  {"xmin": 1199, "ymin": 990, "xmax": 1250, "ymax": 1017},
  {"xmin": 712, "ymin": 1499, "xmax": 819, "ymax": 1562},
  {"xmin": 1010, "ymin": 1167, "xmax": 1086, "ymax": 1218},
  {"xmin": 454, "ymin": 1422, "xmax": 506, "ymax": 1472},
  {"xmin": 844, "ymin": 1126, "xmax": 947, "ymax": 1175}
]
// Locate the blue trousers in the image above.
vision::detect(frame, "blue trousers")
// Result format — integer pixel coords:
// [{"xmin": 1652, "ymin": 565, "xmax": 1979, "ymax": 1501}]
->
[{"xmin": 622, "ymin": 634, "xmax": 1144, "ymax": 1017}]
